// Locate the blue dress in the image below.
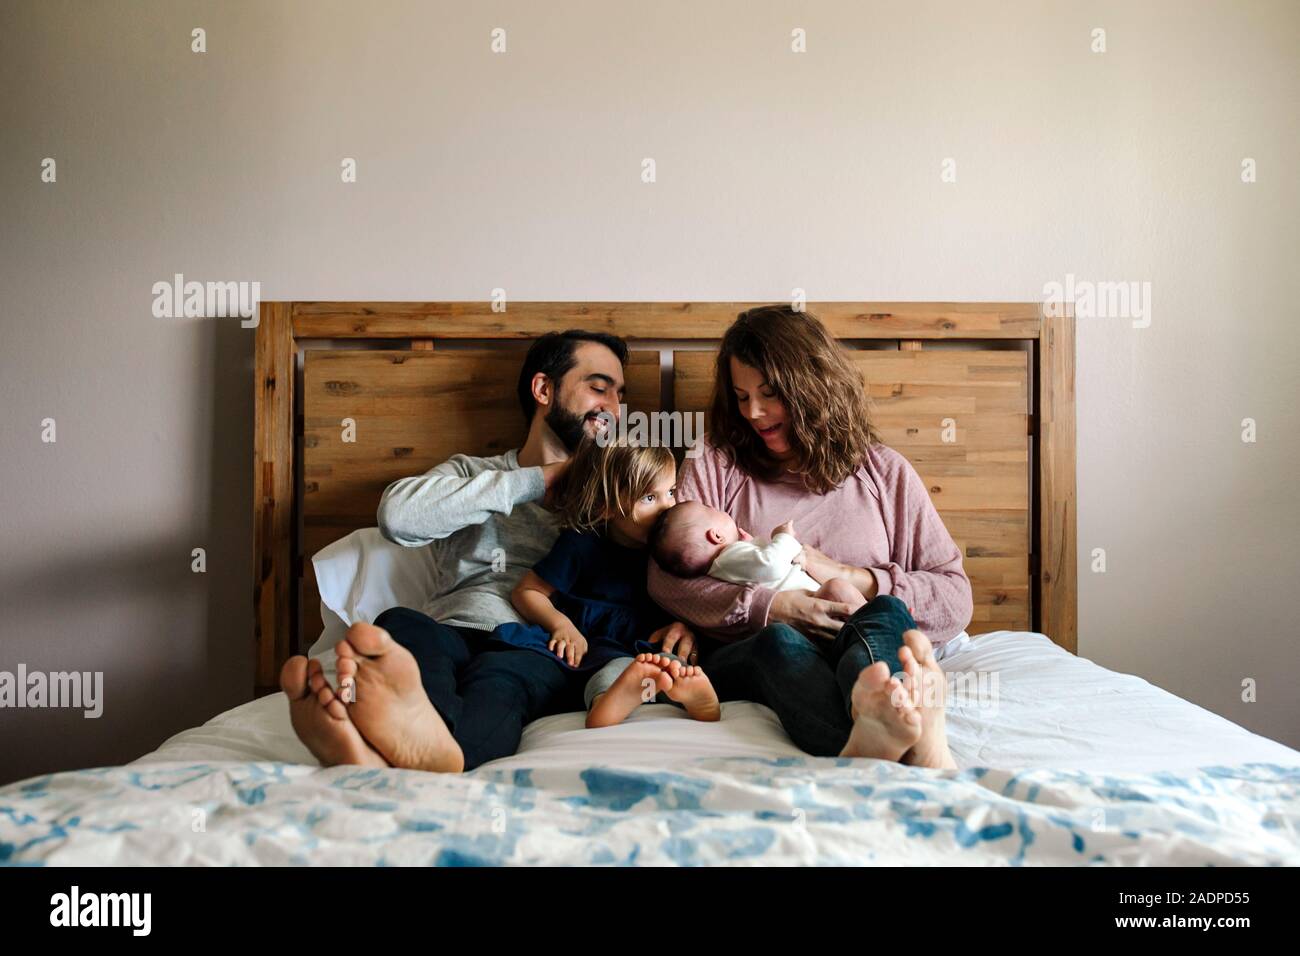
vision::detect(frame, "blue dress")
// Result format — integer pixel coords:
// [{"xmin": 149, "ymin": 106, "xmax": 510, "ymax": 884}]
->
[{"xmin": 490, "ymin": 528, "xmax": 674, "ymax": 672}]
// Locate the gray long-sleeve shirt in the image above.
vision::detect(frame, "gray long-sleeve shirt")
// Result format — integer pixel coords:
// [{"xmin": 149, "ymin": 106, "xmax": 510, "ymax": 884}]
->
[{"xmin": 376, "ymin": 448, "xmax": 559, "ymax": 631}]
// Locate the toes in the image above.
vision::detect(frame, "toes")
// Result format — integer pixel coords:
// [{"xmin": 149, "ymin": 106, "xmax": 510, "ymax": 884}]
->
[
  {"xmin": 312, "ymin": 679, "xmax": 351, "ymax": 720},
  {"xmin": 887, "ymin": 677, "xmax": 910, "ymax": 709},
  {"xmin": 342, "ymin": 622, "xmax": 392, "ymax": 657},
  {"xmin": 859, "ymin": 660, "xmax": 891, "ymax": 691},
  {"xmin": 902, "ymin": 629, "xmax": 934, "ymax": 666},
  {"xmin": 308, "ymin": 667, "xmax": 329, "ymax": 696},
  {"xmin": 280, "ymin": 656, "xmax": 309, "ymax": 700}
]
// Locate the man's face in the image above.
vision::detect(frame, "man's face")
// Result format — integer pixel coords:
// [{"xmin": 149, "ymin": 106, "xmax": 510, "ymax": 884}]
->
[{"xmin": 543, "ymin": 342, "xmax": 626, "ymax": 452}]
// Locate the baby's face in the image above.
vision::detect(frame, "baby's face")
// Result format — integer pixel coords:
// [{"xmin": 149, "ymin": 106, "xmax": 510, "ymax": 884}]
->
[
  {"xmin": 655, "ymin": 501, "xmax": 755, "ymax": 576},
  {"xmin": 675, "ymin": 502, "xmax": 750, "ymax": 561}
]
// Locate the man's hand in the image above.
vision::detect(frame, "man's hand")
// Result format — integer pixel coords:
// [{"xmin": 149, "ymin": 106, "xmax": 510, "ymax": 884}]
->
[
  {"xmin": 547, "ymin": 622, "xmax": 588, "ymax": 666},
  {"xmin": 768, "ymin": 589, "xmax": 854, "ymax": 641},
  {"xmin": 648, "ymin": 621, "xmax": 697, "ymax": 664}
]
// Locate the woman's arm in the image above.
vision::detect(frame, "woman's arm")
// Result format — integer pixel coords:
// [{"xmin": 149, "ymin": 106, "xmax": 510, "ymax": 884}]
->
[
  {"xmin": 796, "ymin": 546, "xmax": 879, "ymax": 600},
  {"xmin": 646, "ymin": 561, "xmax": 779, "ymax": 642},
  {"xmin": 864, "ymin": 446, "xmax": 974, "ymax": 643}
]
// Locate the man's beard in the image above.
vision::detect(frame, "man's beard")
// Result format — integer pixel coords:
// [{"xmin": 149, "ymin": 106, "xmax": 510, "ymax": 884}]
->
[{"xmin": 546, "ymin": 402, "xmax": 594, "ymax": 453}]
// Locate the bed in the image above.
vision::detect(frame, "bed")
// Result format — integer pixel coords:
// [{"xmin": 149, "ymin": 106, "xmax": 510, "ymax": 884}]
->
[{"xmin": 2, "ymin": 301, "xmax": 1297, "ymax": 866}]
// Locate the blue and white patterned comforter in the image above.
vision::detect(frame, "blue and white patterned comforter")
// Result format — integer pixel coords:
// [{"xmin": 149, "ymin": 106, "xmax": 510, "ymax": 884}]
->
[{"xmin": 3, "ymin": 757, "xmax": 1298, "ymax": 866}]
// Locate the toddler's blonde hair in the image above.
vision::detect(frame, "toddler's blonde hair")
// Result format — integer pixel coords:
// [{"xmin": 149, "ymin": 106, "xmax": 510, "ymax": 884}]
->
[{"xmin": 551, "ymin": 436, "xmax": 676, "ymax": 534}]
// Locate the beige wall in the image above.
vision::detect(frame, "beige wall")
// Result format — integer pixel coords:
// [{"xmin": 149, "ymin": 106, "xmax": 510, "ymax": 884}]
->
[{"xmin": 1, "ymin": 0, "xmax": 1296, "ymax": 783}]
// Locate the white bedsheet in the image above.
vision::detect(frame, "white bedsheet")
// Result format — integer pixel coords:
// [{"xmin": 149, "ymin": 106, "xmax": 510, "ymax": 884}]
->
[
  {"xmin": 137, "ymin": 631, "xmax": 1299, "ymax": 773},
  {"xmin": 5, "ymin": 631, "xmax": 1295, "ymax": 865}
]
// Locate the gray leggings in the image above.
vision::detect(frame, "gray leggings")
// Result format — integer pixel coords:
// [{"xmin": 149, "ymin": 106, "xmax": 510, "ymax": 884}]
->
[{"xmin": 583, "ymin": 652, "xmax": 688, "ymax": 710}]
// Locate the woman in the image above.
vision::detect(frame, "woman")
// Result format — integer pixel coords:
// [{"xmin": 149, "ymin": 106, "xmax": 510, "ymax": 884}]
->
[{"xmin": 647, "ymin": 305, "xmax": 973, "ymax": 769}]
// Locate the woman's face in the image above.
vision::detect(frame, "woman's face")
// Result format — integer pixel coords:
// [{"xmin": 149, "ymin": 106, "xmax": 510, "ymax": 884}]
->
[
  {"xmin": 609, "ymin": 462, "xmax": 677, "ymax": 545},
  {"xmin": 729, "ymin": 357, "xmax": 793, "ymax": 458}
]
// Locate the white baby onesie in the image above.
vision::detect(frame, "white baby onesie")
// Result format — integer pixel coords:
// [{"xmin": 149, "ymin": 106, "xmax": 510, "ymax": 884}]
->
[{"xmin": 708, "ymin": 532, "xmax": 821, "ymax": 592}]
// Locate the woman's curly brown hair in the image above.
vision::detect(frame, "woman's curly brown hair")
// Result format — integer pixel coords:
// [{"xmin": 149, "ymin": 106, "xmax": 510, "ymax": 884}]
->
[
  {"xmin": 708, "ymin": 305, "xmax": 880, "ymax": 494},
  {"xmin": 550, "ymin": 435, "xmax": 676, "ymax": 533}
]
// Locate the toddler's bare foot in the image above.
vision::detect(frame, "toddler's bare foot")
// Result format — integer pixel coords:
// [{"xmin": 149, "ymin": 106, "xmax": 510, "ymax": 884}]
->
[
  {"xmin": 662, "ymin": 658, "xmax": 721, "ymax": 722},
  {"xmin": 839, "ymin": 661, "xmax": 922, "ymax": 760},
  {"xmin": 587, "ymin": 654, "xmax": 673, "ymax": 728},
  {"xmin": 281, "ymin": 656, "xmax": 387, "ymax": 768}
]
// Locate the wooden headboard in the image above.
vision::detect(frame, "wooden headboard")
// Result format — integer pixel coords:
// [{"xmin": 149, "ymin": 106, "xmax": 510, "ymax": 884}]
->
[{"xmin": 253, "ymin": 302, "xmax": 1076, "ymax": 697}]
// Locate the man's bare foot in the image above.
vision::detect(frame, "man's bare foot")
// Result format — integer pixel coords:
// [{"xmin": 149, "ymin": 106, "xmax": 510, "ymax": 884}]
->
[
  {"xmin": 898, "ymin": 629, "xmax": 958, "ymax": 770},
  {"xmin": 334, "ymin": 622, "xmax": 465, "ymax": 773},
  {"xmin": 839, "ymin": 661, "xmax": 923, "ymax": 760},
  {"xmin": 587, "ymin": 654, "xmax": 673, "ymax": 728},
  {"xmin": 662, "ymin": 658, "xmax": 721, "ymax": 722},
  {"xmin": 281, "ymin": 656, "xmax": 387, "ymax": 768}
]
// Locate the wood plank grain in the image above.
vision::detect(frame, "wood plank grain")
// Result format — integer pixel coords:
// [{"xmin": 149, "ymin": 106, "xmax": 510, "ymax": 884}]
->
[
  {"xmin": 291, "ymin": 302, "xmax": 1042, "ymax": 340},
  {"xmin": 253, "ymin": 301, "xmax": 294, "ymax": 694},
  {"xmin": 1037, "ymin": 312, "xmax": 1078, "ymax": 652},
  {"xmin": 302, "ymin": 349, "xmax": 661, "ymax": 529}
]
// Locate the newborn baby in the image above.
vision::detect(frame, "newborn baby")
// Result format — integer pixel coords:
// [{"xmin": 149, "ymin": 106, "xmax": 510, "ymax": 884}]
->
[{"xmin": 649, "ymin": 501, "xmax": 866, "ymax": 611}]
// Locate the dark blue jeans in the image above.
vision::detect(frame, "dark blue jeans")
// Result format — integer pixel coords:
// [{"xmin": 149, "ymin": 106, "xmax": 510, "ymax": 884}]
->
[
  {"xmin": 373, "ymin": 607, "xmax": 587, "ymax": 771},
  {"xmin": 703, "ymin": 594, "xmax": 918, "ymax": 757}
]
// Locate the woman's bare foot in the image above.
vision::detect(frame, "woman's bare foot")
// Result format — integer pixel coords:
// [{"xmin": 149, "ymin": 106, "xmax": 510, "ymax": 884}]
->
[
  {"xmin": 898, "ymin": 629, "xmax": 958, "ymax": 770},
  {"xmin": 839, "ymin": 661, "xmax": 922, "ymax": 760},
  {"xmin": 587, "ymin": 654, "xmax": 673, "ymax": 728},
  {"xmin": 662, "ymin": 658, "xmax": 722, "ymax": 722},
  {"xmin": 280, "ymin": 656, "xmax": 388, "ymax": 768},
  {"xmin": 334, "ymin": 622, "xmax": 465, "ymax": 773}
]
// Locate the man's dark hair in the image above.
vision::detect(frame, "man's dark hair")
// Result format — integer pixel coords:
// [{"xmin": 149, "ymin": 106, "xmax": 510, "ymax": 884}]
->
[{"xmin": 517, "ymin": 329, "xmax": 629, "ymax": 427}]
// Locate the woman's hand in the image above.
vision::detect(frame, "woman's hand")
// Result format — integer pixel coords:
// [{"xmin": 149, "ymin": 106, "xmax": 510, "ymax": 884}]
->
[
  {"xmin": 794, "ymin": 545, "xmax": 880, "ymax": 600},
  {"xmin": 768, "ymin": 589, "xmax": 855, "ymax": 641},
  {"xmin": 548, "ymin": 622, "xmax": 589, "ymax": 666},
  {"xmin": 793, "ymin": 543, "xmax": 844, "ymax": 584},
  {"xmin": 648, "ymin": 621, "xmax": 698, "ymax": 664}
]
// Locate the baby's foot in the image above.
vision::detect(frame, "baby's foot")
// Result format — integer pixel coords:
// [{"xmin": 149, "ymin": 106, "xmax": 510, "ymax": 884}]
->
[
  {"xmin": 281, "ymin": 656, "xmax": 388, "ymax": 768},
  {"xmin": 898, "ymin": 630, "xmax": 957, "ymax": 770},
  {"xmin": 586, "ymin": 655, "xmax": 673, "ymax": 729},
  {"xmin": 839, "ymin": 661, "xmax": 922, "ymax": 761},
  {"xmin": 662, "ymin": 658, "xmax": 721, "ymax": 722}
]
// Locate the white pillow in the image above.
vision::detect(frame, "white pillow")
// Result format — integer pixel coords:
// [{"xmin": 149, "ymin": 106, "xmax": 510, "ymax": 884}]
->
[{"xmin": 307, "ymin": 527, "xmax": 435, "ymax": 658}]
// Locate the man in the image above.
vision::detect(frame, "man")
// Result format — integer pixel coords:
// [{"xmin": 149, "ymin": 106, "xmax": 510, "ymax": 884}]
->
[{"xmin": 281, "ymin": 330, "xmax": 697, "ymax": 771}]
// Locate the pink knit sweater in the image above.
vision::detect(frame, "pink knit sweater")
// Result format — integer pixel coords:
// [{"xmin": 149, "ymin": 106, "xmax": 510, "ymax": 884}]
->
[{"xmin": 647, "ymin": 440, "xmax": 973, "ymax": 647}]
